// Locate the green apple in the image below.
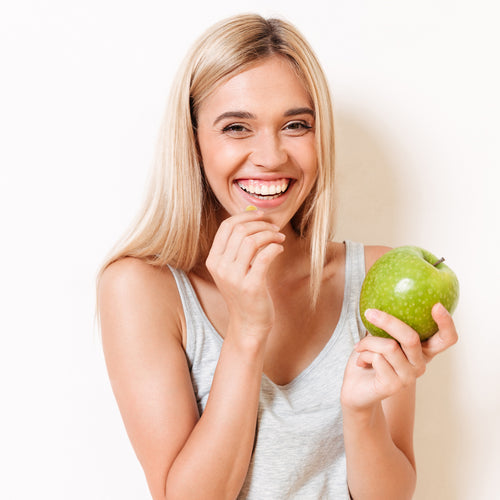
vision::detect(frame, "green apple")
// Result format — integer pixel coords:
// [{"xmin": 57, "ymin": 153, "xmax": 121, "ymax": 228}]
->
[{"xmin": 359, "ymin": 246, "xmax": 459, "ymax": 341}]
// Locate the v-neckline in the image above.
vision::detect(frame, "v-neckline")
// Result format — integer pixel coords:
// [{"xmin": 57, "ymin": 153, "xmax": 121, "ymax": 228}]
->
[{"xmin": 181, "ymin": 248, "xmax": 352, "ymax": 389}]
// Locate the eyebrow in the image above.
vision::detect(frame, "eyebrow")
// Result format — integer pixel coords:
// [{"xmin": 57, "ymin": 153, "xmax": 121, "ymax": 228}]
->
[
  {"xmin": 284, "ymin": 107, "xmax": 315, "ymax": 118},
  {"xmin": 213, "ymin": 111, "xmax": 256, "ymax": 126},
  {"xmin": 212, "ymin": 107, "xmax": 315, "ymax": 126}
]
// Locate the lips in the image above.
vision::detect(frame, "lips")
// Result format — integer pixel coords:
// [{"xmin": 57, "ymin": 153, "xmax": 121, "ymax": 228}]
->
[{"xmin": 236, "ymin": 178, "xmax": 291, "ymax": 199}]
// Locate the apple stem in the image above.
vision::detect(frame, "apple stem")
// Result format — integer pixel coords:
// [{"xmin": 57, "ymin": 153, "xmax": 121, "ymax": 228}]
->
[{"xmin": 433, "ymin": 257, "xmax": 445, "ymax": 267}]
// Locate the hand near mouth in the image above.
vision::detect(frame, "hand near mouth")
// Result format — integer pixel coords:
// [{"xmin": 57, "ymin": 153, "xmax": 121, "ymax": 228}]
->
[{"xmin": 205, "ymin": 209, "xmax": 286, "ymax": 343}]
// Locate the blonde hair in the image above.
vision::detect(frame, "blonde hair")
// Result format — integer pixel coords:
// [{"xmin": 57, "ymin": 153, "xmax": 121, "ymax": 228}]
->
[{"xmin": 99, "ymin": 13, "xmax": 336, "ymax": 303}]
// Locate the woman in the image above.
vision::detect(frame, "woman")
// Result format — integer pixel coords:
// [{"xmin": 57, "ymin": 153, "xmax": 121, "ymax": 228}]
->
[{"xmin": 98, "ymin": 14, "xmax": 458, "ymax": 499}]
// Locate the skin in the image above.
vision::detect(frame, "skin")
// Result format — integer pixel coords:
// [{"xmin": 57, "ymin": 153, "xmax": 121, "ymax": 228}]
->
[{"xmin": 99, "ymin": 56, "xmax": 458, "ymax": 500}]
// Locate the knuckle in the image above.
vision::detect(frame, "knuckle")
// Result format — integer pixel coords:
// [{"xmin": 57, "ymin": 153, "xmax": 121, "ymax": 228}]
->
[
  {"xmin": 449, "ymin": 330, "xmax": 459, "ymax": 346},
  {"xmin": 241, "ymin": 279, "xmax": 260, "ymax": 297},
  {"xmin": 219, "ymin": 218, "xmax": 232, "ymax": 231},
  {"xmin": 234, "ymin": 224, "xmax": 248, "ymax": 237},
  {"xmin": 385, "ymin": 339, "xmax": 400, "ymax": 354},
  {"xmin": 405, "ymin": 333, "xmax": 421, "ymax": 349},
  {"xmin": 245, "ymin": 234, "xmax": 259, "ymax": 251},
  {"xmin": 259, "ymin": 243, "xmax": 282, "ymax": 262},
  {"xmin": 416, "ymin": 362, "xmax": 426, "ymax": 377},
  {"xmin": 205, "ymin": 258, "xmax": 215, "ymax": 274},
  {"xmin": 218, "ymin": 260, "xmax": 232, "ymax": 276},
  {"xmin": 401, "ymin": 373, "xmax": 415, "ymax": 388}
]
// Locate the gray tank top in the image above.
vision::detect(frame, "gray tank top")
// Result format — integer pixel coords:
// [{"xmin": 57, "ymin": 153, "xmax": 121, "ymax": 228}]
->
[{"xmin": 169, "ymin": 240, "xmax": 366, "ymax": 499}]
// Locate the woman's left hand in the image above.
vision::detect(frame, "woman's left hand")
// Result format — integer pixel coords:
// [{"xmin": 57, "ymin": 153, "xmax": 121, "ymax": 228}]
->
[{"xmin": 341, "ymin": 303, "xmax": 458, "ymax": 412}]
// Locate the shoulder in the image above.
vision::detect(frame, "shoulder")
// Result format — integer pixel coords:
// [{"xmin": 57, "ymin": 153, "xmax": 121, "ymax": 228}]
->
[
  {"xmin": 99, "ymin": 256, "xmax": 175, "ymax": 292},
  {"xmin": 327, "ymin": 242, "xmax": 391, "ymax": 272},
  {"xmin": 98, "ymin": 257, "xmax": 185, "ymax": 345},
  {"xmin": 363, "ymin": 245, "xmax": 392, "ymax": 273}
]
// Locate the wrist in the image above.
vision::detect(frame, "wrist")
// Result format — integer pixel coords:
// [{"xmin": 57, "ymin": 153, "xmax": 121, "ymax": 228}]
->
[
  {"xmin": 341, "ymin": 400, "xmax": 383, "ymax": 428},
  {"xmin": 227, "ymin": 314, "xmax": 272, "ymax": 341},
  {"xmin": 224, "ymin": 319, "xmax": 269, "ymax": 359}
]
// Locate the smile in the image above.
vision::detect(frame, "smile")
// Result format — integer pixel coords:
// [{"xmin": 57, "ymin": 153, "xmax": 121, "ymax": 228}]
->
[{"xmin": 236, "ymin": 178, "xmax": 291, "ymax": 199}]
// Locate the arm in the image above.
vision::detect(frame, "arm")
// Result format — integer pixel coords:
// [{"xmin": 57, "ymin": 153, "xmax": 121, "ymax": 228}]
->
[
  {"xmin": 99, "ymin": 212, "xmax": 284, "ymax": 500},
  {"xmin": 340, "ymin": 246, "xmax": 458, "ymax": 500}
]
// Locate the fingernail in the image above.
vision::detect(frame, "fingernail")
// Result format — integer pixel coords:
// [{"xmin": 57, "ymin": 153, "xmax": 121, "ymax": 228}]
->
[
  {"xmin": 245, "ymin": 205, "xmax": 258, "ymax": 211},
  {"xmin": 364, "ymin": 309, "xmax": 379, "ymax": 322},
  {"xmin": 433, "ymin": 303, "xmax": 448, "ymax": 317}
]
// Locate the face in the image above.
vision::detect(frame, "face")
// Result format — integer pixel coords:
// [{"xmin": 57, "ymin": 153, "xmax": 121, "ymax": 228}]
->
[{"xmin": 196, "ymin": 56, "xmax": 318, "ymax": 230}]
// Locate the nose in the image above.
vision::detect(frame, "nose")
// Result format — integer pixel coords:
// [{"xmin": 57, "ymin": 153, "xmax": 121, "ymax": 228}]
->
[{"xmin": 249, "ymin": 132, "xmax": 288, "ymax": 169}]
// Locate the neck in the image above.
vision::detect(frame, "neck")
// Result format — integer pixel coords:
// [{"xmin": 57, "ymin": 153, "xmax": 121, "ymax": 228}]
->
[{"xmin": 266, "ymin": 223, "xmax": 311, "ymax": 285}]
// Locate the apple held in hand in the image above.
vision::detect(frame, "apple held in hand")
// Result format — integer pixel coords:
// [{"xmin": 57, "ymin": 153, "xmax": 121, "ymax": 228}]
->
[{"xmin": 359, "ymin": 246, "xmax": 459, "ymax": 341}]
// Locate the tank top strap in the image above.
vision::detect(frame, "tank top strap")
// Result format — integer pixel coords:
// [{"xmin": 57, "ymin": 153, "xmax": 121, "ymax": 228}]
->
[
  {"xmin": 167, "ymin": 265, "xmax": 197, "ymax": 313},
  {"xmin": 343, "ymin": 240, "xmax": 366, "ymax": 342},
  {"xmin": 167, "ymin": 265, "xmax": 220, "ymax": 360}
]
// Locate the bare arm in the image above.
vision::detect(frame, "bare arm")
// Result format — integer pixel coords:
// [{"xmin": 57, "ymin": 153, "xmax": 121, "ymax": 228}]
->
[
  {"xmin": 99, "ymin": 212, "xmax": 284, "ymax": 499},
  {"xmin": 342, "ymin": 377, "xmax": 417, "ymax": 500}
]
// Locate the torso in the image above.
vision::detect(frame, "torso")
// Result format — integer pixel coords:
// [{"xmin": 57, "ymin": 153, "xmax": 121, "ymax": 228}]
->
[{"xmin": 187, "ymin": 241, "xmax": 347, "ymax": 386}]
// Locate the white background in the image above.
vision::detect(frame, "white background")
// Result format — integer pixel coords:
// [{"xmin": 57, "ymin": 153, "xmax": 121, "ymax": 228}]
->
[{"xmin": 1, "ymin": 1, "xmax": 498, "ymax": 499}]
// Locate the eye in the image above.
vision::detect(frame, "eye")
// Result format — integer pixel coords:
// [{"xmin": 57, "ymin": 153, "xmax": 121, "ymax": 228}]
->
[
  {"xmin": 283, "ymin": 120, "xmax": 313, "ymax": 135},
  {"xmin": 221, "ymin": 123, "xmax": 252, "ymax": 137}
]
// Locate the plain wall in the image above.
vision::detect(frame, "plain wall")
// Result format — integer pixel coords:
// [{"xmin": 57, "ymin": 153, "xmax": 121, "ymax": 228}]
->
[{"xmin": 1, "ymin": 1, "xmax": 498, "ymax": 499}]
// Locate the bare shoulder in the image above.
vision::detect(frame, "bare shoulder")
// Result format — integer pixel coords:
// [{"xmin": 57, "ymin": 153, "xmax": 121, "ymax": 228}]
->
[
  {"xmin": 364, "ymin": 245, "xmax": 392, "ymax": 273},
  {"xmin": 98, "ymin": 257, "xmax": 185, "ymax": 346},
  {"xmin": 99, "ymin": 257, "xmax": 179, "ymax": 304}
]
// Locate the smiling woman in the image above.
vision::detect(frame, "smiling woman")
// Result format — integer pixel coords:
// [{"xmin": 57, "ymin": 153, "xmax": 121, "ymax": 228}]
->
[
  {"xmin": 196, "ymin": 56, "xmax": 317, "ymax": 224},
  {"xmin": 97, "ymin": 13, "xmax": 459, "ymax": 500},
  {"xmin": 100, "ymin": 14, "xmax": 336, "ymax": 303}
]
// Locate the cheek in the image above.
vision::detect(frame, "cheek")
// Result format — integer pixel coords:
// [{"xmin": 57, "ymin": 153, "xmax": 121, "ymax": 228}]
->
[
  {"xmin": 200, "ymin": 138, "xmax": 246, "ymax": 180},
  {"xmin": 198, "ymin": 145, "xmax": 233, "ymax": 197},
  {"xmin": 299, "ymin": 141, "xmax": 318, "ymax": 179}
]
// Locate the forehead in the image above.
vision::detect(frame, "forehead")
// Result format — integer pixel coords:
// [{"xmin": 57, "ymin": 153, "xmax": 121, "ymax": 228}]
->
[{"xmin": 198, "ymin": 56, "xmax": 312, "ymax": 117}]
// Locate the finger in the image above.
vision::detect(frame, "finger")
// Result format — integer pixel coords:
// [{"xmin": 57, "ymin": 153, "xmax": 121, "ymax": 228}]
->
[
  {"xmin": 227, "ymin": 224, "xmax": 284, "ymax": 264},
  {"xmin": 370, "ymin": 353, "xmax": 403, "ymax": 397},
  {"xmin": 247, "ymin": 242, "xmax": 284, "ymax": 284},
  {"xmin": 364, "ymin": 309, "xmax": 424, "ymax": 370},
  {"xmin": 356, "ymin": 337, "xmax": 419, "ymax": 384},
  {"xmin": 356, "ymin": 350, "xmax": 373, "ymax": 368},
  {"xmin": 235, "ymin": 230, "xmax": 286, "ymax": 269},
  {"xmin": 421, "ymin": 303, "xmax": 458, "ymax": 361},
  {"xmin": 207, "ymin": 224, "xmax": 282, "ymax": 287},
  {"xmin": 209, "ymin": 211, "xmax": 267, "ymax": 259}
]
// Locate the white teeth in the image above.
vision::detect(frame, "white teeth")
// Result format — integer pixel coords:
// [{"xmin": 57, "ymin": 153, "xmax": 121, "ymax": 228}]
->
[{"xmin": 237, "ymin": 179, "xmax": 290, "ymax": 198}]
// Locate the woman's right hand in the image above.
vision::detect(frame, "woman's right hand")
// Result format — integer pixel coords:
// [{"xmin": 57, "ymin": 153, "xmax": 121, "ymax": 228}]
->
[{"xmin": 205, "ymin": 210, "xmax": 285, "ymax": 342}]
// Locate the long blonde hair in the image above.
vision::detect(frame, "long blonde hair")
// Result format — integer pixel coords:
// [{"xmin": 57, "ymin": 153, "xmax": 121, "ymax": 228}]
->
[{"xmin": 99, "ymin": 13, "xmax": 336, "ymax": 303}]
